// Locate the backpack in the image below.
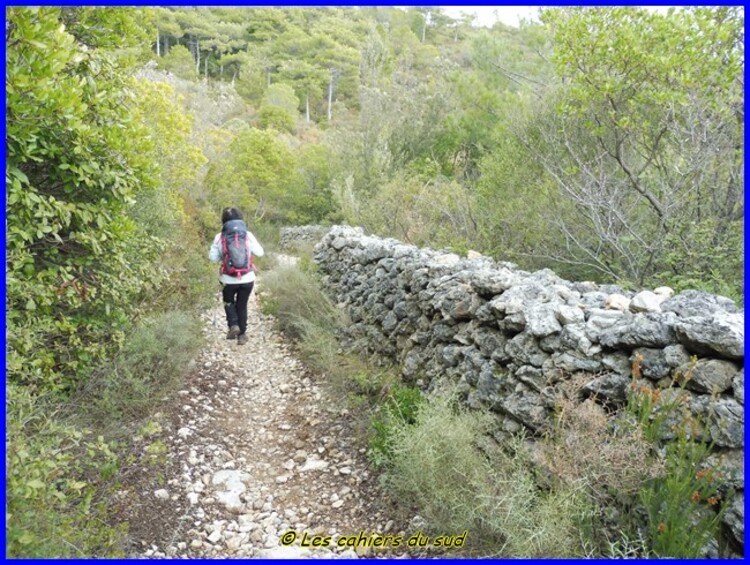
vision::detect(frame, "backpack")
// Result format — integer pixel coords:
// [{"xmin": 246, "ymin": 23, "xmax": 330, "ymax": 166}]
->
[{"xmin": 220, "ymin": 219, "xmax": 254, "ymax": 277}]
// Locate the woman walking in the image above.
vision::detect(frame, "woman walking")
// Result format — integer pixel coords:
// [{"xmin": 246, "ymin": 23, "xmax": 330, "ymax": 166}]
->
[{"xmin": 208, "ymin": 207, "xmax": 264, "ymax": 345}]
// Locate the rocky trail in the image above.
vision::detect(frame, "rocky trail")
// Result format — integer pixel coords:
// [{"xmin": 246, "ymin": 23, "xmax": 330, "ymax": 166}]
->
[{"xmin": 118, "ymin": 258, "xmax": 437, "ymax": 559}]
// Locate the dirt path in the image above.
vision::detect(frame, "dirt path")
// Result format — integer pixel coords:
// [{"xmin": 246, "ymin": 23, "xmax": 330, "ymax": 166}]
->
[{"xmin": 118, "ymin": 259, "xmax": 428, "ymax": 558}]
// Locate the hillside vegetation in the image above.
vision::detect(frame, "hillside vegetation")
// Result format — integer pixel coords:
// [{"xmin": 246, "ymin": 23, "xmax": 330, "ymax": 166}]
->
[{"xmin": 5, "ymin": 6, "xmax": 743, "ymax": 557}]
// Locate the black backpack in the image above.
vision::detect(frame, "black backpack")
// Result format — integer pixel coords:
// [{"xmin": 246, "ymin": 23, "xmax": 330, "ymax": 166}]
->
[{"xmin": 220, "ymin": 219, "xmax": 253, "ymax": 277}]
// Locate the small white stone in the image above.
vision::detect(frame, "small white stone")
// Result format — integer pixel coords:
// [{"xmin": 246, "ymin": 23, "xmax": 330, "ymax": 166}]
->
[
  {"xmin": 154, "ymin": 489, "xmax": 169, "ymax": 500},
  {"xmin": 207, "ymin": 530, "xmax": 222, "ymax": 544},
  {"xmin": 630, "ymin": 290, "xmax": 662, "ymax": 313},
  {"xmin": 339, "ymin": 467, "xmax": 352, "ymax": 475},
  {"xmin": 605, "ymin": 294, "xmax": 631, "ymax": 311},
  {"xmin": 177, "ymin": 427, "xmax": 192, "ymax": 438},
  {"xmin": 654, "ymin": 286, "xmax": 674, "ymax": 302},
  {"xmin": 187, "ymin": 493, "xmax": 200, "ymax": 505}
]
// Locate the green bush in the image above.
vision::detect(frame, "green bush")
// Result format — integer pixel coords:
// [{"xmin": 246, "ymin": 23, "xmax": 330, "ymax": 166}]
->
[
  {"xmin": 72, "ymin": 310, "xmax": 204, "ymax": 427},
  {"xmin": 259, "ymin": 264, "xmax": 342, "ymax": 341},
  {"xmin": 6, "ymin": 384, "xmax": 126, "ymax": 557},
  {"xmin": 626, "ymin": 358, "xmax": 731, "ymax": 557},
  {"xmin": 158, "ymin": 44, "xmax": 198, "ymax": 80},
  {"xmin": 258, "ymin": 105, "xmax": 296, "ymax": 133},
  {"xmin": 383, "ymin": 392, "xmax": 590, "ymax": 557},
  {"xmin": 368, "ymin": 384, "xmax": 423, "ymax": 467}
]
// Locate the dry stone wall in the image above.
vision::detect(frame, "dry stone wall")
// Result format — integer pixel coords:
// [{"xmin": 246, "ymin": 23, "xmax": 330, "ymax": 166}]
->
[
  {"xmin": 312, "ymin": 225, "xmax": 744, "ymax": 552},
  {"xmin": 278, "ymin": 225, "xmax": 328, "ymax": 252}
]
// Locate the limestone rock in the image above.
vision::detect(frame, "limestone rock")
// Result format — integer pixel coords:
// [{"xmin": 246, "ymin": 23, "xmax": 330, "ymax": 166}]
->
[
  {"xmin": 673, "ymin": 312, "xmax": 744, "ymax": 360},
  {"xmin": 605, "ymin": 294, "xmax": 631, "ymax": 311},
  {"xmin": 661, "ymin": 289, "xmax": 739, "ymax": 318},
  {"xmin": 629, "ymin": 291, "xmax": 662, "ymax": 313},
  {"xmin": 676, "ymin": 358, "xmax": 739, "ymax": 394}
]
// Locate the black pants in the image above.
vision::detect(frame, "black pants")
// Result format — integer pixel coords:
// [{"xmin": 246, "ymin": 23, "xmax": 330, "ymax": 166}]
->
[{"xmin": 222, "ymin": 282, "xmax": 254, "ymax": 335}]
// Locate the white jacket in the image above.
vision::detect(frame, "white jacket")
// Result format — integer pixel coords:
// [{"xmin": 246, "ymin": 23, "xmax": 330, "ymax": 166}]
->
[{"xmin": 208, "ymin": 230, "xmax": 264, "ymax": 284}]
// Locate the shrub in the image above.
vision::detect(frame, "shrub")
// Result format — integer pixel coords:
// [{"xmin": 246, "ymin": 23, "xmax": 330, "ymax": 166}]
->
[
  {"xmin": 158, "ymin": 44, "xmax": 198, "ymax": 80},
  {"xmin": 367, "ymin": 383, "xmax": 423, "ymax": 467},
  {"xmin": 539, "ymin": 359, "xmax": 736, "ymax": 557},
  {"xmin": 626, "ymin": 357, "xmax": 731, "ymax": 557},
  {"xmin": 6, "ymin": 384, "xmax": 126, "ymax": 557},
  {"xmin": 71, "ymin": 310, "xmax": 204, "ymax": 428},
  {"xmin": 383, "ymin": 391, "xmax": 590, "ymax": 557},
  {"xmin": 259, "ymin": 264, "xmax": 342, "ymax": 341},
  {"xmin": 258, "ymin": 105, "xmax": 296, "ymax": 133}
]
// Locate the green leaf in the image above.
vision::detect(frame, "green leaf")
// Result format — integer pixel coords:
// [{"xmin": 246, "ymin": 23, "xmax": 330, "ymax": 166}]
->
[{"xmin": 26, "ymin": 479, "xmax": 45, "ymax": 490}]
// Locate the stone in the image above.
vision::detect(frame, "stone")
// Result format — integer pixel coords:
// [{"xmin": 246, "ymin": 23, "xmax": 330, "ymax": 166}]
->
[
  {"xmin": 154, "ymin": 489, "xmax": 170, "ymax": 500},
  {"xmin": 631, "ymin": 348, "xmax": 669, "ymax": 380},
  {"xmin": 702, "ymin": 449, "xmax": 745, "ymax": 491},
  {"xmin": 495, "ymin": 391, "xmax": 548, "ymax": 431},
  {"xmin": 551, "ymin": 351, "xmax": 602, "ymax": 373},
  {"xmin": 505, "ymin": 332, "xmax": 548, "ymax": 368},
  {"xmin": 676, "ymin": 358, "xmax": 739, "ymax": 394},
  {"xmin": 653, "ymin": 286, "xmax": 674, "ymax": 301},
  {"xmin": 673, "ymin": 312, "xmax": 744, "ymax": 360},
  {"xmin": 601, "ymin": 352, "xmax": 631, "ymax": 377},
  {"xmin": 472, "ymin": 327, "xmax": 507, "ymax": 359},
  {"xmin": 470, "ymin": 268, "xmax": 519, "ymax": 297},
  {"xmin": 699, "ymin": 397, "xmax": 744, "ymax": 448},
  {"xmin": 722, "ymin": 491, "xmax": 744, "ymax": 550},
  {"xmin": 586, "ymin": 308, "xmax": 627, "ymax": 332},
  {"xmin": 733, "ymin": 369, "xmax": 743, "ymax": 405},
  {"xmin": 599, "ymin": 312, "xmax": 676, "ymax": 349},
  {"xmin": 514, "ymin": 365, "xmax": 546, "ymax": 393},
  {"xmin": 211, "ymin": 470, "xmax": 251, "ymax": 512},
  {"xmin": 629, "ymin": 291, "xmax": 662, "ymax": 313},
  {"xmin": 663, "ymin": 344, "xmax": 691, "ymax": 368},
  {"xmin": 605, "ymin": 294, "xmax": 631, "ymax": 311},
  {"xmin": 299, "ymin": 457, "xmax": 329, "ymax": 472},
  {"xmin": 556, "ymin": 304, "xmax": 585, "ymax": 325},
  {"xmin": 661, "ymin": 289, "xmax": 739, "ymax": 318},
  {"xmin": 527, "ymin": 303, "xmax": 563, "ymax": 337},
  {"xmin": 582, "ymin": 373, "xmax": 630, "ymax": 404}
]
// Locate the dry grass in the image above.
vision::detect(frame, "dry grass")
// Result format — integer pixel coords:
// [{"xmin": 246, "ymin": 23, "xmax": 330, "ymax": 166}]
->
[
  {"xmin": 384, "ymin": 390, "xmax": 592, "ymax": 557},
  {"xmin": 538, "ymin": 375, "xmax": 664, "ymax": 500}
]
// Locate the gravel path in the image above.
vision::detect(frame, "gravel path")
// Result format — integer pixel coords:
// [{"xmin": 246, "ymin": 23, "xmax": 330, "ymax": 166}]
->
[{"xmin": 123, "ymin": 265, "xmax": 429, "ymax": 558}]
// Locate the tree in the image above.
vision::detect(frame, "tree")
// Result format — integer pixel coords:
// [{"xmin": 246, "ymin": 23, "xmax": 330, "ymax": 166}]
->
[
  {"xmin": 158, "ymin": 44, "xmax": 197, "ymax": 79},
  {"xmin": 532, "ymin": 7, "xmax": 743, "ymax": 293},
  {"xmin": 6, "ymin": 7, "xmax": 166, "ymax": 391},
  {"xmin": 204, "ymin": 128, "xmax": 301, "ymax": 222}
]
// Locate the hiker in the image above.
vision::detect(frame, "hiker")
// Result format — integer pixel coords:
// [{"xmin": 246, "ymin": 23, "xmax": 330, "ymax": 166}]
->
[{"xmin": 208, "ymin": 207, "xmax": 264, "ymax": 345}]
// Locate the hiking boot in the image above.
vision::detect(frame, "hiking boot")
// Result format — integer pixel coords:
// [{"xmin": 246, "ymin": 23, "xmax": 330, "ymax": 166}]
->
[
  {"xmin": 226, "ymin": 325, "xmax": 240, "ymax": 339},
  {"xmin": 237, "ymin": 333, "xmax": 248, "ymax": 345}
]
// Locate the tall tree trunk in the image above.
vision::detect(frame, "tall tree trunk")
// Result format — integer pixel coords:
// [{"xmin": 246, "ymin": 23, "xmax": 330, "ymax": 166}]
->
[
  {"xmin": 327, "ymin": 73, "xmax": 334, "ymax": 122},
  {"xmin": 231, "ymin": 69, "xmax": 237, "ymax": 86},
  {"xmin": 194, "ymin": 37, "xmax": 201, "ymax": 74},
  {"xmin": 220, "ymin": 63, "xmax": 224, "ymax": 79},
  {"xmin": 156, "ymin": 28, "xmax": 160, "ymax": 57}
]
